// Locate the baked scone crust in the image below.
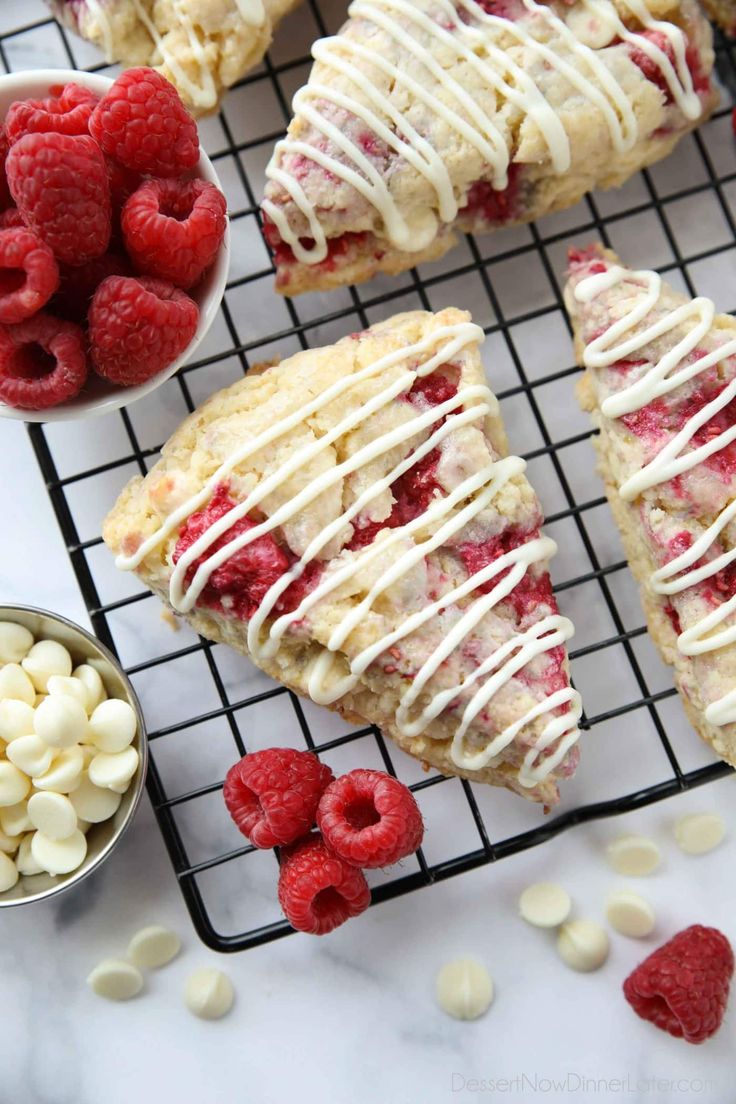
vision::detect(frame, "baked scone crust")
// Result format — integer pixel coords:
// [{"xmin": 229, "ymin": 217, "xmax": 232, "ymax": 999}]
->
[
  {"xmin": 700, "ymin": 0, "xmax": 736, "ymax": 35},
  {"xmin": 104, "ymin": 308, "xmax": 581, "ymax": 804},
  {"xmin": 566, "ymin": 247, "xmax": 736, "ymax": 767}
]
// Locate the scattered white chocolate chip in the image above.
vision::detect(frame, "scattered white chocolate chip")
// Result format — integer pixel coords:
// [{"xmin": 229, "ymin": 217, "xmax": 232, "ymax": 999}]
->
[
  {"xmin": 0, "ymin": 665, "xmax": 35, "ymax": 707},
  {"xmin": 31, "ymin": 828, "xmax": 87, "ymax": 875},
  {"xmin": 87, "ymin": 959, "xmax": 144, "ymax": 1002},
  {"xmin": 519, "ymin": 882, "xmax": 572, "ymax": 928},
  {"xmin": 0, "ymin": 622, "xmax": 33, "ymax": 664},
  {"xmin": 607, "ymin": 834, "xmax": 661, "ymax": 877},
  {"xmin": 0, "ymin": 802, "xmax": 32, "ymax": 836},
  {"xmin": 184, "ymin": 968, "xmax": 235, "ymax": 1021},
  {"xmin": 0, "ymin": 699, "xmax": 34, "ymax": 742},
  {"xmin": 72, "ymin": 665, "xmax": 106, "ymax": 712},
  {"xmin": 34, "ymin": 694, "xmax": 88, "ymax": 749},
  {"xmin": 22, "ymin": 640, "xmax": 72, "ymax": 692},
  {"xmin": 0, "ymin": 850, "xmax": 18, "ymax": 893},
  {"xmin": 435, "ymin": 958, "xmax": 494, "ymax": 1020},
  {"xmin": 89, "ymin": 746, "xmax": 139, "ymax": 791},
  {"xmin": 128, "ymin": 925, "xmax": 181, "ymax": 969},
  {"xmin": 33, "ymin": 745, "xmax": 84, "ymax": 793},
  {"xmin": 15, "ymin": 833, "xmax": 42, "ymax": 876},
  {"xmin": 674, "ymin": 813, "xmax": 726, "ymax": 856},
  {"xmin": 6, "ymin": 734, "xmax": 54, "ymax": 778},
  {"xmin": 88, "ymin": 699, "xmax": 137, "ymax": 753},
  {"xmin": 0, "ymin": 761, "xmax": 31, "ymax": 807},
  {"xmin": 69, "ymin": 774, "xmax": 122, "ymax": 823},
  {"xmin": 27, "ymin": 792, "xmax": 77, "ymax": 841},
  {"xmin": 46, "ymin": 675, "xmax": 89, "ymax": 712},
  {"xmin": 557, "ymin": 920, "xmax": 609, "ymax": 972},
  {"xmin": 605, "ymin": 890, "xmax": 655, "ymax": 938}
]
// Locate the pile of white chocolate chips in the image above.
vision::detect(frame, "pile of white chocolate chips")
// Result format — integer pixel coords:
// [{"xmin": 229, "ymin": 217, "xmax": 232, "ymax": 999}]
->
[{"xmin": 0, "ymin": 620, "xmax": 139, "ymax": 888}]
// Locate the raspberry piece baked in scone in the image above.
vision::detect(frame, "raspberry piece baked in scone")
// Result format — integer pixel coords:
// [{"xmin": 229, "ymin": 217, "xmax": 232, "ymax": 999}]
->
[
  {"xmin": 565, "ymin": 246, "xmax": 736, "ymax": 767},
  {"xmin": 262, "ymin": 0, "xmax": 717, "ymax": 295},
  {"xmin": 47, "ymin": 0, "xmax": 302, "ymax": 116},
  {"xmin": 103, "ymin": 309, "xmax": 582, "ymax": 804}
]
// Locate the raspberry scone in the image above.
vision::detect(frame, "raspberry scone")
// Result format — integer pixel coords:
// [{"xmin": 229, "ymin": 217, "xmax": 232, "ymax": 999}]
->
[
  {"xmin": 565, "ymin": 246, "xmax": 736, "ymax": 767},
  {"xmin": 700, "ymin": 0, "xmax": 736, "ymax": 35},
  {"xmin": 48, "ymin": 0, "xmax": 301, "ymax": 116},
  {"xmin": 262, "ymin": 0, "xmax": 717, "ymax": 295},
  {"xmin": 103, "ymin": 309, "xmax": 582, "ymax": 804}
]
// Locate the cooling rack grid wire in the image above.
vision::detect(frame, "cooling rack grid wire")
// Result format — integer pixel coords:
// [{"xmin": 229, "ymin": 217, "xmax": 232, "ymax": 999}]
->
[{"xmin": 8, "ymin": 2, "xmax": 735, "ymax": 950}]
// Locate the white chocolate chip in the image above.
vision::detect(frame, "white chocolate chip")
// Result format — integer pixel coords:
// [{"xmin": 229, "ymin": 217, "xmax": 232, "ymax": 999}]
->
[
  {"xmin": 607, "ymin": 834, "xmax": 661, "ymax": 877},
  {"xmin": 674, "ymin": 813, "xmax": 726, "ymax": 855},
  {"xmin": 46, "ymin": 675, "xmax": 89, "ymax": 712},
  {"xmin": 0, "ymin": 664, "xmax": 35, "ymax": 706},
  {"xmin": 184, "ymin": 968, "xmax": 234, "ymax": 1020},
  {"xmin": 0, "ymin": 850, "xmax": 18, "ymax": 893},
  {"xmin": 73, "ymin": 665, "xmax": 106, "ymax": 712},
  {"xmin": 6, "ymin": 734, "xmax": 54, "ymax": 778},
  {"xmin": 33, "ymin": 745, "xmax": 84, "ymax": 794},
  {"xmin": 16, "ymin": 833, "xmax": 43, "ymax": 876},
  {"xmin": 0, "ymin": 762, "xmax": 31, "ymax": 807},
  {"xmin": 128, "ymin": 925, "xmax": 181, "ymax": 969},
  {"xmin": 0, "ymin": 802, "xmax": 32, "ymax": 836},
  {"xmin": 564, "ymin": 6, "xmax": 616, "ymax": 48},
  {"xmin": 0, "ymin": 700, "xmax": 34, "ymax": 742},
  {"xmin": 87, "ymin": 959, "xmax": 144, "ymax": 1002},
  {"xmin": 77, "ymin": 819, "xmax": 91, "ymax": 834},
  {"xmin": 22, "ymin": 640, "xmax": 72, "ymax": 692},
  {"xmin": 31, "ymin": 828, "xmax": 87, "ymax": 875},
  {"xmin": 69, "ymin": 774, "xmax": 122, "ymax": 823},
  {"xmin": 557, "ymin": 920, "xmax": 610, "ymax": 972},
  {"xmin": 88, "ymin": 699, "xmax": 137, "ymax": 753},
  {"xmin": 0, "ymin": 826, "xmax": 21, "ymax": 854},
  {"xmin": 0, "ymin": 622, "xmax": 33, "ymax": 664},
  {"xmin": 519, "ymin": 882, "xmax": 572, "ymax": 928},
  {"xmin": 89, "ymin": 746, "xmax": 139, "ymax": 791},
  {"xmin": 28, "ymin": 792, "xmax": 77, "ymax": 841},
  {"xmin": 435, "ymin": 958, "xmax": 494, "ymax": 1020},
  {"xmin": 606, "ymin": 890, "xmax": 656, "ymax": 938},
  {"xmin": 34, "ymin": 695, "xmax": 88, "ymax": 749}
]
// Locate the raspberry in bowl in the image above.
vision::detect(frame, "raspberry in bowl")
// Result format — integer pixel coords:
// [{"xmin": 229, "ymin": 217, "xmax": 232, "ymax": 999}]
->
[{"xmin": 0, "ymin": 68, "xmax": 229, "ymax": 423}]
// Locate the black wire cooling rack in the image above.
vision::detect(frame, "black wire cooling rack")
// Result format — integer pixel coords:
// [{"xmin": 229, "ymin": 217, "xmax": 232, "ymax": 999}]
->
[{"xmin": 7, "ymin": 3, "xmax": 736, "ymax": 951}]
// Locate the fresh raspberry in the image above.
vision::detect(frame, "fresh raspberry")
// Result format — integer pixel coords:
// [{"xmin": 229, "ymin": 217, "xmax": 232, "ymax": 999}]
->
[
  {"xmin": 0, "ymin": 228, "xmax": 59, "ymax": 324},
  {"xmin": 0, "ymin": 312, "xmax": 87, "ymax": 410},
  {"xmin": 317, "ymin": 769, "xmax": 424, "ymax": 868},
  {"xmin": 624, "ymin": 925, "xmax": 734, "ymax": 1044},
  {"xmin": 122, "ymin": 178, "xmax": 227, "ymax": 289},
  {"xmin": 7, "ymin": 132, "xmax": 111, "ymax": 265},
  {"xmin": 5, "ymin": 83, "xmax": 98, "ymax": 144},
  {"xmin": 54, "ymin": 253, "xmax": 131, "ymax": 324},
  {"xmin": 223, "ymin": 748, "xmax": 334, "ymax": 848},
  {"xmin": 88, "ymin": 275, "xmax": 198, "ymax": 386},
  {"xmin": 277, "ymin": 833, "xmax": 371, "ymax": 935},
  {"xmin": 0, "ymin": 128, "xmax": 10, "ymax": 210},
  {"xmin": 0, "ymin": 209, "xmax": 25, "ymax": 230},
  {"xmin": 89, "ymin": 68, "xmax": 199, "ymax": 178},
  {"xmin": 106, "ymin": 157, "xmax": 141, "ymax": 213}
]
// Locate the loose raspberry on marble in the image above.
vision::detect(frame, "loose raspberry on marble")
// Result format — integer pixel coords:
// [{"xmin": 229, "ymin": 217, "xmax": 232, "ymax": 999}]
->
[
  {"xmin": 0, "ymin": 228, "xmax": 59, "ymax": 324},
  {"xmin": 317, "ymin": 769, "xmax": 424, "ymax": 868},
  {"xmin": 0, "ymin": 312, "xmax": 87, "ymax": 410},
  {"xmin": 6, "ymin": 132, "xmax": 111, "ymax": 265},
  {"xmin": 89, "ymin": 68, "xmax": 199, "ymax": 178},
  {"xmin": 122, "ymin": 177, "xmax": 227, "ymax": 289},
  {"xmin": 223, "ymin": 747, "xmax": 334, "ymax": 848},
  {"xmin": 277, "ymin": 833, "xmax": 371, "ymax": 935},
  {"xmin": 89, "ymin": 275, "xmax": 197, "ymax": 386},
  {"xmin": 54, "ymin": 252, "xmax": 131, "ymax": 324},
  {"xmin": 5, "ymin": 83, "xmax": 98, "ymax": 144},
  {"xmin": 623, "ymin": 925, "xmax": 733, "ymax": 1043}
]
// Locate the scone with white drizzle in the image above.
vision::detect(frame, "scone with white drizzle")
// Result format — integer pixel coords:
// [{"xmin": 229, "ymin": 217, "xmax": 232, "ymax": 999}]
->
[
  {"xmin": 103, "ymin": 309, "xmax": 582, "ymax": 804},
  {"xmin": 565, "ymin": 245, "xmax": 736, "ymax": 767},
  {"xmin": 48, "ymin": 0, "xmax": 301, "ymax": 115},
  {"xmin": 262, "ymin": 0, "xmax": 717, "ymax": 295}
]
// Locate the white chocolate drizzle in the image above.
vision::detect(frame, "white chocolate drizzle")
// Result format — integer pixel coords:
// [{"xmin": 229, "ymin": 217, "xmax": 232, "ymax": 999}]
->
[
  {"xmin": 117, "ymin": 322, "xmax": 581, "ymax": 785},
  {"xmin": 574, "ymin": 266, "xmax": 736, "ymax": 727},
  {"xmin": 263, "ymin": 0, "xmax": 701, "ymax": 263}
]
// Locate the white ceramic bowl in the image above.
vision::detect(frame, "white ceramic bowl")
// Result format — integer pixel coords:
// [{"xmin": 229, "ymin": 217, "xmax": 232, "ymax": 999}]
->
[
  {"xmin": 0, "ymin": 604, "xmax": 148, "ymax": 907},
  {"xmin": 0, "ymin": 69, "xmax": 230, "ymax": 423}
]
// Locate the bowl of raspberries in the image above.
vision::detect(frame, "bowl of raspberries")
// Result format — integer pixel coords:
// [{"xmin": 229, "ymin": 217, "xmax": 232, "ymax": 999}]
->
[{"xmin": 0, "ymin": 67, "xmax": 229, "ymax": 421}]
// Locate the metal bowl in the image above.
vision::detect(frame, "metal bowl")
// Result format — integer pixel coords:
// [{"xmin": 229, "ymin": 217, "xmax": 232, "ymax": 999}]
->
[{"xmin": 0, "ymin": 605, "xmax": 147, "ymax": 907}]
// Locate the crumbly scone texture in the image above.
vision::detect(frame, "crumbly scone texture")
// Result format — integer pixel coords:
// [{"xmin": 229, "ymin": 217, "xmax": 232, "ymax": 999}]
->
[
  {"xmin": 49, "ymin": 0, "xmax": 301, "ymax": 115},
  {"xmin": 700, "ymin": 0, "xmax": 736, "ymax": 34},
  {"xmin": 103, "ymin": 308, "xmax": 579, "ymax": 804},
  {"xmin": 566, "ymin": 247, "xmax": 736, "ymax": 767},
  {"xmin": 262, "ymin": 0, "xmax": 717, "ymax": 295}
]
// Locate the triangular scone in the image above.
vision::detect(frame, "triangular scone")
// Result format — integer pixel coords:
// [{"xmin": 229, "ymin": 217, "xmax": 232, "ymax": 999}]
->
[
  {"xmin": 261, "ymin": 0, "xmax": 717, "ymax": 295},
  {"xmin": 103, "ymin": 309, "xmax": 581, "ymax": 804},
  {"xmin": 565, "ymin": 246, "xmax": 736, "ymax": 767},
  {"xmin": 48, "ymin": 0, "xmax": 300, "ymax": 116}
]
